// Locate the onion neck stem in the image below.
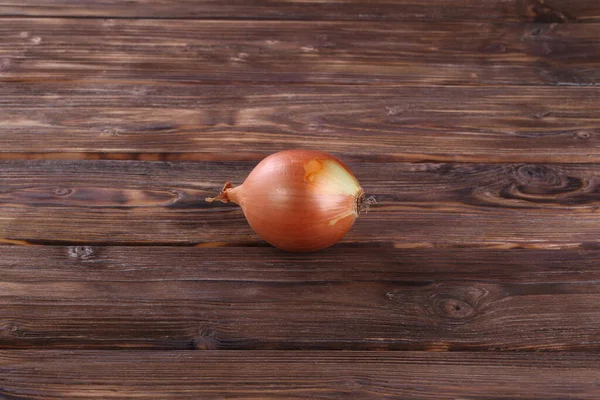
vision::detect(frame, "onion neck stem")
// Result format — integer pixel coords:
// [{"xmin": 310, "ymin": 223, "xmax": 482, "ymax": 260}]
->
[{"xmin": 205, "ymin": 181, "xmax": 242, "ymax": 204}]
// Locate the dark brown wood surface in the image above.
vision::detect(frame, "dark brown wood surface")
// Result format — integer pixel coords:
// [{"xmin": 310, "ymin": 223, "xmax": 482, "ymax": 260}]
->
[
  {"xmin": 3, "ymin": 246, "xmax": 600, "ymax": 350},
  {"xmin": 0, "ymin": 0, "xmax": 597, "ymax": 22},
  {"xmin": 1, "ymin": 19, "xmax": 600, "ymax": 86},
  {"xmin": 3, "ymin": 351, "xmax": 600, "ymax": 399},
  {"xmin": 3, "ymin": 0, "xmax": 600, "ymax": 398},
  {"xmin": 1, "ymin": 84, "xmax": 599, "ymax": 163}
]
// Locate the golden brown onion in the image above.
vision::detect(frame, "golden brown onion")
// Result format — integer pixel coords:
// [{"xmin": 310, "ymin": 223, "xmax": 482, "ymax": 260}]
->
[{"xmin": 206, "ymin": 150, "xmax": 367, "ymax": 252}]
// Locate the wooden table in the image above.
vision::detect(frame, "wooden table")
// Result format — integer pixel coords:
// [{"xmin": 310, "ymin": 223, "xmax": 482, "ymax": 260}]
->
[{"xmin": 2, "ymin": 1, "xmax": 600, "ymax": 398}]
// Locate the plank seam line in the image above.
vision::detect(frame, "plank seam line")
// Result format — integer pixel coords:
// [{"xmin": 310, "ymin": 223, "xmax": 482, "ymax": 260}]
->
[{"xmin": 0, "ymin": 15, "xmax": 590, "ymax": 23}]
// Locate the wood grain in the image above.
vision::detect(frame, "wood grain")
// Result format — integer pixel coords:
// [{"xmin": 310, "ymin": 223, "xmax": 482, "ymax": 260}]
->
[
  {"xmin": 1, "ymin": 19, "xmax": 599, "ymax": 86},
  {"xmin": 3, "ymin": 161, "xmax": 600, "ymax": 247},
  {"xmin": 2, "ymin": 245, "xmax": 600, "ymax": 350},
  {"xmin": 1, "ymin": 84, "xmax": 599, "ymax": 163},
  {"xmin": 0, "ymin": 0, "xmax": 596, "ymax": 22},
  {"xmin": 2, "ymin": 351, "xmax": 600, "ymax": 399},
  {"xmin": 3, "ymin": 0, "xmax": 600, "ymax": 396}
]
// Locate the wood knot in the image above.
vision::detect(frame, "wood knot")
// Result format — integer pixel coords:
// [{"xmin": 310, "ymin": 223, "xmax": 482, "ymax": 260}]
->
[
  {"xmin": 308, "ymin": 121, "xmax": 321, "ymax": 131},
  {"xmin": 388, "ymin": 283, "xmax": 490, "ymax": 322},
  {"xmin": 0, "ymin": 321, "xmax": 22, "ymax": 338},
  {"xmin": 531, "ymin": 110, "xmax": 551, "ymax": 119},
  {"xmin": 513, "ymin": 165, "xmax": 583, "ymax": 196},
  {"xmin": 100, "ymin": 128, "xmax": 119, "ymax": 137},
  {"xmin": 68, "ymin": 246, "xmax": 96, "ymax": 260},
  {"xmin": 193, "ymin": 329, "xmax": 219, "ymax": 350},
  {"xmin": 575, "ymin": 131, "xmax": 593, "ymax": 140},
  {"xmin": 427, "ymin": 284, "xmax": 489, "ymax": 321},
  {"xmin": 230, "ymin": 52, "xmax": 249, "ymax": 62},
  {"xmin": 515, "ymin": 164, "xmax": 559, "ymax": 185},
  {"xmin": 52, "ymin": 187, "xmax": 72, "ymax": 197},
  {"xmin": 385, "ymin": 106, "xmax": 404, "ymax": 116},
  {"xmin": 438, "ymin": 298, "xmax": 474, "ymax": 319}
]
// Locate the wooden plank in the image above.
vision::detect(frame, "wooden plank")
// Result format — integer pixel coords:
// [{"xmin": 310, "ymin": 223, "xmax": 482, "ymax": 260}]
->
[
  {"xmin": 2, "ymin": 246, "xmax": 600, "ymax": 350},
  {"xmin": 0, "ymin": 0, "xmax": 597, "ymax": 22},
  {"xmin": 1, "ymin": 84, "xmax": 599, "ymax": 163},
  {"xmin": 1, "ymin": 19, "xmax": 599, "ymax": 86},
  {"xmin": 2, "ymin": 351, "xmax": 600, "ymax": 399},
  {"xmin": 3, "ymin": 161, "xmax": 600, "ymax": 247}
]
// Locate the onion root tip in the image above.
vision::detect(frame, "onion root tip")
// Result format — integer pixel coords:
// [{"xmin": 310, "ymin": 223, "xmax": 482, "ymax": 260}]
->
[{"xmin": 357, "ymin": 191, "xmax": 376, "ymax": 214}]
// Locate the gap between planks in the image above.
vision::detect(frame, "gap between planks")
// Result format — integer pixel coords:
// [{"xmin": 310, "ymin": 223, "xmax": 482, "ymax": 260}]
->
[
  {"xmin": 0, "ymin": 239, "xmax": 593, "ymax": 250},
  {"xmin": 4, "ymin": 153, "xmax": 600, "ymax": 164}
]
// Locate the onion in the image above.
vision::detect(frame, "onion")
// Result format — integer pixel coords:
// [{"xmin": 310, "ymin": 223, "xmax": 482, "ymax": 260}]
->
[{"xmin": 206, "ymin": 150, "xmax": 371, "ymax": 252}]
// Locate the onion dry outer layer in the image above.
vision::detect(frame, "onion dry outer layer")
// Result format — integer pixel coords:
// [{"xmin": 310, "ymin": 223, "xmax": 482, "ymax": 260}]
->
[{"xmin": 206, "ymin": 150, "xmax": 365, "ymax": 252}]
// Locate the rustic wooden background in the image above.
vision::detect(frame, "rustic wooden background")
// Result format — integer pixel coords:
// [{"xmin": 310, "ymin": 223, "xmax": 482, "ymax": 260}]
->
[{"xmin": 2, "ymin": 0, "xmax": 600, "ymax": 398}]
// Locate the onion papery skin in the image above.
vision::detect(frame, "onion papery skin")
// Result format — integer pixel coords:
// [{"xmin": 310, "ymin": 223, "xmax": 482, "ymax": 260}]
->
[{"xmin": 209, "ymin": 150, "xmax": 364, "ymax": 252}]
